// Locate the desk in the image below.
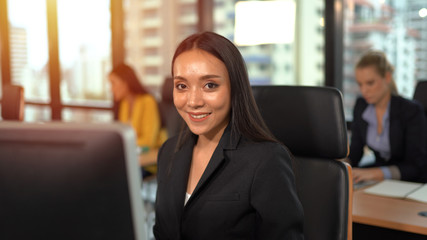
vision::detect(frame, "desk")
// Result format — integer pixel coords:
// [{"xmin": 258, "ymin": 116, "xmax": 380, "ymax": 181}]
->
[
  {"xmin": 353, "ymin": 189, "xmax": 427, "ymax": 236},
  {"xmin": 139, "ymin": 148, "xmax": 158, "ymax": 167}
]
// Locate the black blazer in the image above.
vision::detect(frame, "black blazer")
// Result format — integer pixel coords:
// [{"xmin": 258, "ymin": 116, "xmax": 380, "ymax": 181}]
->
[
  {"xmin": 349, "ymin": 96, "xmax": 427, "ymax": 181},
  {"xmin": 153, "ymin": 126, "xmax": 304, "ymax": 240}
]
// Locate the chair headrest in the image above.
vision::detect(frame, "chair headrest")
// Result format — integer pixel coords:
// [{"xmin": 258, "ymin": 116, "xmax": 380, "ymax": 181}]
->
[
  {"xmin": 413, "ymin": 80, "xmax": 427, "ymax": 114},
  {"xmin": 252, "ymin": 85, "xmax": 348, "ymax": 159}
]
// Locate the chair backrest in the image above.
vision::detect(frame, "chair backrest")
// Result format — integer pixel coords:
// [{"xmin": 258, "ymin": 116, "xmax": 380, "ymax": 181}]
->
[
  {"xmin": 413, "ymin": 80, "xmax": 427, "ymax": 183},
  {"xmin": 252, "ymin": 85, "xmax": 352, "ymax": 240},
  {"xmin": 1, "ymin": 85, "xmax": 24, "ymax": 121},
  {"xmin": 413, "ymin": 80, "xmax": 427, "ymax": 117}
]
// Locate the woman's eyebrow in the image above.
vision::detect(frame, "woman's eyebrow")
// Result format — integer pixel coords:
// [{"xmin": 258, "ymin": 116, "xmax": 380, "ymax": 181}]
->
[
  {"xmin": 200, "ymin": 74, "xmax": 221, "ymax": 80},
  {"xmin": 173, "ymin": 74, "xmax": 221, "ymax": 81},
  {"xmin": 173, "ymin": 76, "xmax": 186, "ymax": 81}
]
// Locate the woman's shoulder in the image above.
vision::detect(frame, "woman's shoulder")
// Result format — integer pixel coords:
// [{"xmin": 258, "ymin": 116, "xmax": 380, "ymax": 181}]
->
[
  {"xmin": 352, "ymin": 97, "xmax": 368, "ymax": 114},
  {"xmin": 238, "ymin": 139, "xmax": 291, "ymax": 160},
  {"xmin": 354, "ymin": 96, "xmax": 368, "ymax": 109},
  {"xmin": 135, "ymin": 93, "xmax": 157, "ymax": 104},
  {"xmin": 391, "ymin": 95, "xmax": 424, "ymax": 120},
  {"xmin": 156, "ymin": 135, "xmax": 179, "ymax": 164},
  {"xmin": 391, "ymin": 95, "xmax": 423, "ymax": 113},
  {"xmin": 392, "ymin": 95, "xmax": 420, "ymax": 106},
  {"xmin": 159, "ymin": 135, "xmax": 179, "ymax": 152}
]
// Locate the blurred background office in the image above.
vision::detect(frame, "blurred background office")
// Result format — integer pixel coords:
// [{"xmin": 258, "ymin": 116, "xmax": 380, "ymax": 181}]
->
[
  {"xmin": 1, "ymin": 1, "xmax": 426, "ymax": 239},
  {"xmin": 1, "ymin": 0, "xmax": 426, "ymax": 125}
]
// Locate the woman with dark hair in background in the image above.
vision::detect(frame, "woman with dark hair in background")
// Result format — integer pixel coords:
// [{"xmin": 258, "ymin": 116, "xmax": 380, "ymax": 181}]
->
[
  {"xmin": 153, "ymin": 32, "xmax": 304, "ymax": 240},
  {"xmin": 109, "ymin": 63, "xmax": 163, "ymax": 149},
  {"xmin": 349, "ymin": 50, "xmax": 427, "ymax": 183}
]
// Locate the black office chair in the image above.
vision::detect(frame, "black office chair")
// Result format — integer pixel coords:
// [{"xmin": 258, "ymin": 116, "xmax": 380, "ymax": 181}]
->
[
  {"xmin": 413, "ymin": 80, "xmax": 427, "ymax": 117},
  {"xmin": 252, "ymin": 85, "xmax": 352, "ymax": 240},
  {"xmin": 413, "ymin": 80, "xmax": 427, "ymax": 183}
]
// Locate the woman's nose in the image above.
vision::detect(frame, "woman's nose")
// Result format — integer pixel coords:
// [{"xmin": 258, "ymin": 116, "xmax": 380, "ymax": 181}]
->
[
  {"xmin": 359, "ymin": 85, "xmax": 367, "ymax": 95},
  {"xmin": 187, "ymin": 88, "xmax": 204, "ymax": 108}
]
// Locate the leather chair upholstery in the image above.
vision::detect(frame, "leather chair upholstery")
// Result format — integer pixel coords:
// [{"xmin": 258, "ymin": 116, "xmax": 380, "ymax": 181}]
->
[
  {"xmin": 413, "ymin": 80, "xmax": 427, "ymax": 183},
  {"xmin": 413, "ymin": 80, "xmax": 427, "ymax": 117},
  {"xmin": 252, "ymin": 85, "xmax": 352, "ymax": 240}
]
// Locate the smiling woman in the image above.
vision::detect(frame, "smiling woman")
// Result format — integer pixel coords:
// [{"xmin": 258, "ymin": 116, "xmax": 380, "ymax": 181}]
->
[
  {"xmin": 153, "ymin": 31, "xmax": 304, "ymax": 240},
  {"xmin": 173, "ymin": 49, "xmax": 231, "ymax": 143}
]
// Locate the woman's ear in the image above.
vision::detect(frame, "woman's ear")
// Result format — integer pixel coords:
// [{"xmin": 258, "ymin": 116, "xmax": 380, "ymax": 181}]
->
[{"xmin": 384, "ymin": 71, "xmax": 392, "ymax": 83}]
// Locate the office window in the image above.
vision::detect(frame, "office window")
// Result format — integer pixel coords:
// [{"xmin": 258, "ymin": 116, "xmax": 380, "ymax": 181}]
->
[
  {"xmin": 214, "ymin": 0, "xmax": 325, "ymax": 86},
  {"xmin": 57, "ymin": 0, "xmax": 112, "ymax": 104},
  {"xmin": 123, "ymin": 0, "xmax": 198, "ymax": 91},
  {"xmin": 62, "ymin": 108, "xmax": 112, "ymax": 123},
  {"xmin": 24, "ymin": 105, "xmax": 51, "ymax": 122},
  {"xmin": 56, "ymin": 0, "xmax": 112, "ymax": 122},
  {"xmin": 342, "ymin": 0, "xmax": 427, "ymax": 120},
  {"xmin": 7, "ymin": 0, "xmax": 50, "ymax": 121}
]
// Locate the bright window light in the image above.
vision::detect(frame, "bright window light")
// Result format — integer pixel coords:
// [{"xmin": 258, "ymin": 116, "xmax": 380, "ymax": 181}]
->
[
  {"xmin": 419, "ymin": 8, "xmax": 427, "ymax": 18},
  {"xmin": 320, "ymin": 17, "xmax": 325, "ymax": 27},
  {"xmin": 234, "ymin": 0, "xmax": 296, "ymax": 46}
]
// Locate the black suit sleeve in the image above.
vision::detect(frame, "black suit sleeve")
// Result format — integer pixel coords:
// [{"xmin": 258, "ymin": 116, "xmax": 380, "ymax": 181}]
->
[{"xmin": 395, "ymin": 100, "xmax": 427, "ymax": 181}]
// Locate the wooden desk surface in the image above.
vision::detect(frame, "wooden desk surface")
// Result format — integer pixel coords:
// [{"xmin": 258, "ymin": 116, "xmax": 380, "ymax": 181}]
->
[
  {"xmin": 139, "ymin": 148, "xmax": 158, "ymax": 167},
  {"xmin": 353, "ymin": 189, "xmax": 427, "ymax": 235}
]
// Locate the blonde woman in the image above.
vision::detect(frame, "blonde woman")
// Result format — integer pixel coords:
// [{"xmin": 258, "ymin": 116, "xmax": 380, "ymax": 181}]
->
[{"xmin": 349, "ymin": 51, "xmax": 426, "ymax": 183}]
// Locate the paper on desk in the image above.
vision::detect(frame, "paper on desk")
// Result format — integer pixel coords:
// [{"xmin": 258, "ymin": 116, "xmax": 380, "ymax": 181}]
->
[
  {"xmin": 363, "ymin": 179, "xmax": 422, "ymax": 199},
  {"xmin": 406, "ymin": 184, "xmax": 427, "ymax": 203}
]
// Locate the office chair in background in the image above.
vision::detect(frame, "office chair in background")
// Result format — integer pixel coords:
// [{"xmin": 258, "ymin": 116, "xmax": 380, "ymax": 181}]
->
[
  {"xmin": 252, "ymin": 85, "xmax": 353, "ymax": 240},
  {"xmin": 1, "ymin": 84, "xmax": 25, "ymax": 121},
  {"xmin": 413, "ymin": 80, "xmax": 427, "ymax": 183},
  {"xmin": 413, "ymin": 80, "xmax": 427, "ymax": 117}
]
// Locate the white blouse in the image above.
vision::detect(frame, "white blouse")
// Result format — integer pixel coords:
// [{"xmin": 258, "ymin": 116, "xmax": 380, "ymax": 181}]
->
[{"xmin": 184, "ymin": 192, "xmax": 191, "ymax": 206}]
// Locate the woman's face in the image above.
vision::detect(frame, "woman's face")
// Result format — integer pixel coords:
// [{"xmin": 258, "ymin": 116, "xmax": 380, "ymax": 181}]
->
[
  {"xmin": 355, "ymin": 65, "xmax": 391, "ymax": 105},
  {"xmin": 109, "ymin": 73, "xmax": 130, "ymax": 101},
  {"xmin": 173, "ymin": 49, "xmax": 231, "ymax": 140}
]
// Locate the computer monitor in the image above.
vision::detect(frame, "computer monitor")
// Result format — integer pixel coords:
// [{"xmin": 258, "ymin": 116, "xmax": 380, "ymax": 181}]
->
[{"xmin": 0, "ymin": 121, "xmax": 147, "ymax": 240}]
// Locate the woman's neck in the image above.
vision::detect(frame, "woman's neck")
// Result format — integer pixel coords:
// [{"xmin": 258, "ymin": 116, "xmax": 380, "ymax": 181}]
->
[
  {"xmin": 374, "ymin": 92, "xmax": 391, "ymax": 110},
  {"xmin": 196, "ymin": 133, "xmax": 222, "ymax": 151},
  {"xmin": 195, "ymin": 121, "xmax": 229, "ymax": 150}
]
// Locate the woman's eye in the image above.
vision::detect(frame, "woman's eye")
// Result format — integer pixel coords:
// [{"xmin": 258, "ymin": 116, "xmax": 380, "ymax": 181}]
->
[
  {"xmin": 205, "ymin": 82, "xmax": 218, "ymax": 89},
  {"xmin": 176, "ymin": 83, "xmax": 186, "ymax": 90}
]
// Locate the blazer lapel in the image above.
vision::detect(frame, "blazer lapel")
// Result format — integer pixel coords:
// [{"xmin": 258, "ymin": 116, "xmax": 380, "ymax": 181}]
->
[
  {"xmin": 190, "ymin": 143, "xmax": 225, "ymax": 198},
  {"xmin": 389, "ymin": 96, "xmax": 399, "ymax": 157},
  {"xmin": 186, "ymin": 125, "xmax": 240, "ymax": 206},
  {"xmin": 170, "ymin": 136, "xmax": 194, "ymax": 219}
]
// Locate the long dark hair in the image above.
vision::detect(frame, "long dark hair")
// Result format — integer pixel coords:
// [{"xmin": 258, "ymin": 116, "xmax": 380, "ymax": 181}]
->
[
  {"xmin": 171, "ymin": 31, "xmax": 277, "ymax": 148},
  {"xmin": 110, "ymin": 63, "xmax": 149, "ymax": 95}
]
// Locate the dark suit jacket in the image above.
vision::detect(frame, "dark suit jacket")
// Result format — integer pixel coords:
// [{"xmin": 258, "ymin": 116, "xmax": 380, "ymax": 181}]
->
[
  {"xmin": 349, "ymin": 96, "xmax": 427, "ymax": 181},
  {"xmin": 153, "ymin": 125, "xmax": 304, "ymax": 240}
]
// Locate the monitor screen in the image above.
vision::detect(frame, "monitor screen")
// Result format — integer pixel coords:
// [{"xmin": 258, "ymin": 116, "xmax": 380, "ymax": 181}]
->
[{"xmin": 0, "ymin": 121, "xmax": 147, "ymax": 240}]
